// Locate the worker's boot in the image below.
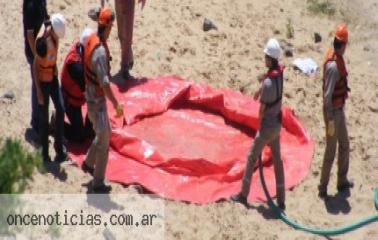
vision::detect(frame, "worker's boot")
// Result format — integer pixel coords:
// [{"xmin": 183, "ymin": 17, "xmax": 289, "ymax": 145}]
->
[
  {"xmin": 54, "ymin": 145, "xmax": 69, "ymax": 163},
  {"xmin": 92, "ymin": 182, "xmax": 112, "ymax": 194},
  {"xmin": 230, "ymin": 192, "xmax": 248, "ymax": 206}
]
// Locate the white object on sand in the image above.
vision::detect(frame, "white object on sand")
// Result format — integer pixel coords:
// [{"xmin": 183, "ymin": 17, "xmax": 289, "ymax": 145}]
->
[{"xmin": 292, "ymin": 58, "xmax": 318, "ymax": 74}]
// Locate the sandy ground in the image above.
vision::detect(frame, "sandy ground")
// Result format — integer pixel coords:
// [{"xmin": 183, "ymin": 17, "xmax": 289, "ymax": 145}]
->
[{"xmin": 0, "ymin": 0, "xmax": 378, "ymax": 239}]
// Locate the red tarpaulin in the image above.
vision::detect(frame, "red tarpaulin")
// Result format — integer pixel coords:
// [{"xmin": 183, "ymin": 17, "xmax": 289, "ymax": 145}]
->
[{"xmin": 69, "ymin": 76, "xmax": 314, "ymax": 204}]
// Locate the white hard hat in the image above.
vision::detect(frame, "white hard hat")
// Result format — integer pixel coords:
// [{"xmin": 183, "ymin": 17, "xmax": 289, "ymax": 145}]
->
[
  {"xmin": 51, "ymin": 13, "xmax": 66, "ymax": 39},
  {"xmin": 80, "ymin": 27, "xmax": 95, "ymax": 46},
  {"xmin": 263, "ymin": 38, "xmax": 281, "ymax": 60}
]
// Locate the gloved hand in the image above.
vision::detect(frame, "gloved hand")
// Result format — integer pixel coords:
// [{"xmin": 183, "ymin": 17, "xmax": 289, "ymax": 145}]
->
[
  {"xmin": 327, "ymin": 120, "xmax": 335, "ymax": 137},
  {"xmin": 115, "ymin": 103, "xmax": 124, "ymax": 118}
]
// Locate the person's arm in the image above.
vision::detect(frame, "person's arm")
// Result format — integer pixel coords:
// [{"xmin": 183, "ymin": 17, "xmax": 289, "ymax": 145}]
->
[
  {"xmin": 253, "ymin": 87, "xmax": 262, "ymax": 100},
  {"xmin": 323, "ymin": 62, "xmax": 339, "ymax": 120},
  {"xmin": 102, "ymin": 83, "xmax": 123, "ymax": 118},
  {"xmin": 27, "ymin": 30, "xmax": 37, "ymax": 56},
  {"xmin": 67, "ymin": 62, "xmax": 85, "ymax": 91},
  {"xmin": 258, "ymin": 78, "xmax": 274, "ymax": 126},
  {"xmin": 258, "ymin": 103, "xmax": 266, "ymax": 126},
  {"xmin": 253, "ymin": 73, "xmax": 267, "ymax": 100},
  {"xmin": 103, "ymin": 84, "xmax": 118, "ymax": 109},
  {"xmin": 54, "ymin": 39, "xmax": 59, "ymax": 77},
  {"xmin": 94, "ymin": 47, "xmax": 123, "ymax": 116},
  {"xmin": 33, "ymin": 59, "xmax": 44, "ymax": 105}
]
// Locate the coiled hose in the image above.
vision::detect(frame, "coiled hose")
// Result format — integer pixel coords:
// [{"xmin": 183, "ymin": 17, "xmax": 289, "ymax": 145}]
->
[{"xmin": 257, "ymin": 156, "xmax": 378, "ymax": 236}]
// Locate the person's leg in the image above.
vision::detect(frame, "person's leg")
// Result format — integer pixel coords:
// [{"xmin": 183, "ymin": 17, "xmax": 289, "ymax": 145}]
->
[
  {"xmin": 63, "ymin": 100, "xmax": 74, "ymax": 141},
  {"xmin": 115, "ymin": 0, "xmax": 126, "ymax": 59},
  {"xmin": 84, "ymin": 104, "xmax": 111, "ymax": 192},
  {"xmin": 240, "ymin": 130, "xmax": 271, "ymax": 198},
  {"xmin": 115, "ymin": 0, "xmax": 135, "ymax": 75},
  {"xmin": 38, "ymin": 82, "xmax": 51, "ymax": 161},
  {"xmin": 268, "ymin": 130, "xmax": 285, "ymax": 208},
  {"xmin": 84, "ymin": 114, "xmax": 95, "ymax": 139},
  {"xmin": 29, "ymin": 62, "xmax": 39, "ymax": 132},
  {"xmin": 336, "ymin": 109, "xmax": 351, "ymax": 190},
  {"xmin": 65, "ymin": 102, "xmax": 85, "ymax": 142},
  {"xmin": 50, "ymin": 77, "xmax": 67, "ymax": 160},
  {"xmin": 92, "ymin": 108, "xmax": 111, "ymax": 189},
  {"xmin": 319, "ymin": 112, "xmax": 338, "ymax": 196},
  {"xmin": 84, "ymin": 107, "xmax": 98, "ymax": 170}
]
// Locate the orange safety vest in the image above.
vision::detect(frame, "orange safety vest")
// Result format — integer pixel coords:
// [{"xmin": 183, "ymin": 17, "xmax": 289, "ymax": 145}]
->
[
  {"xmin": 83, "ymin": 33, "xmax": 110, "ymax": 97},
  {"xmin": 61, "ymin": 42, "xmax": 86, "ymax": 107},
  {"xmin": 36, "ymin": 30, "xmax": 58, "ymax": 82},
  {"xmin": 323, "ymin": 48, "xmax": 349, "ymax": 108}
]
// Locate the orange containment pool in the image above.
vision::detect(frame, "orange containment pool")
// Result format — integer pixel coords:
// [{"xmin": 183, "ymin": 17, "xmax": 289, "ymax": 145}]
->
[{"xmin": 69, "ymin": 76, "xmax": 314, "ymax": 204}]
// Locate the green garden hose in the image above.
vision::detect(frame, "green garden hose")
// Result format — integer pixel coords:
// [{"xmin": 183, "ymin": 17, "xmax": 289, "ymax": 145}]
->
[{"xmin": 257, "ymin": 156, "xmax": 378, "ymax": 236}]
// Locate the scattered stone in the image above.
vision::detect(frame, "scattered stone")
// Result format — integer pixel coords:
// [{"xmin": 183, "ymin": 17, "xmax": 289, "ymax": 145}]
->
[
  {"xmin": 363, "ymin": 45, "xmax": 371, "ymax": 52},
  {"xmin": 203, "ymin": 18, "xmax": 217, "ymax": 32},
  {"xmin": 169, "ymin": 46, "xmax": 177, "ymax": 53},
  {"xmin": 273, "ymin": 29, "xmax": 281, "ymax": 35},
  {"xmin": 282, "ymin": 45, "xmax": 293, "ymax": 57},
  {"xmin": 368, "ymin": 105, "xmax": 378, "ymax": 113},
  {"xmin": 59, "ymin": 5, "xmax": 66, "ymax": 10},
  {"xmin": 284, "ymin": 92, "xmax": 292, "ymax": 99},
  {"xmin": 314, "ymin": 32, "xmax": 322, "ymax": 43},
  {"xmin": 2, "ymin": 91, "xmax": 15, "ymax": 101},
  {"xmin": 280, "ymin": 8, "xmax": 284, "ymax": 13},
  {"xmin": 280, "ymin": 41, "xmax": 294, "ymax": 57}
]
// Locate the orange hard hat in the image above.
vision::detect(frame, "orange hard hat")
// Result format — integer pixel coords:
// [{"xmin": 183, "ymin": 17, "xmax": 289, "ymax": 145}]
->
[
  {"xmin": 98, "ymin": 7, "xmax": 115, "ymax": 27},
  {"xmin": 335, "ymin": 24, "xmax": 348, "ymax": 43}
]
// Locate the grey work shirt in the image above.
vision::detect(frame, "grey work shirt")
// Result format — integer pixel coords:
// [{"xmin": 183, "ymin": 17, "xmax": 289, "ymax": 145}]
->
[
  {"xmin": 85, "ymin": 45, "xmax": 110, "ymax": 107},
  {"xmin": 260, "ymin": 75, "xmax": 283, "ymax": 129},
  {"xmin": 323, "ymin": 61, "xmax": 341, "ymax": 120}
]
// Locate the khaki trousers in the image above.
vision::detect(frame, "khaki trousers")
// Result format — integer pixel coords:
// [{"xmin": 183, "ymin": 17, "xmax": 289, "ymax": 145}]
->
[
  {"xmin": 241, "ymin": 126, "xmax": 285, "ymax": 205},
  {"xmin": 319, "ymin": 108, "xmax": 350, "ymax": 192},
  {"xmin": 84, "ymin": 103, "xmax": 111, "ymax": 186}
]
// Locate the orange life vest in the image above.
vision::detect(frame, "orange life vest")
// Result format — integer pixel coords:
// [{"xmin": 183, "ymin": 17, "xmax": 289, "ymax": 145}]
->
[
  {"xmin": 323, "ymin": 48, "xmax": 349, "ymax": 108},
  {"xmin": 61, "ymin": 42, "xmax": 86, "ymax": 107},
  {"xmin": 83, "ymin": 33, "xmax": 106, "ymax": 97},
  {"xmin": 37, "ymin": 30, "xmax": 58, "ymax": 82}
]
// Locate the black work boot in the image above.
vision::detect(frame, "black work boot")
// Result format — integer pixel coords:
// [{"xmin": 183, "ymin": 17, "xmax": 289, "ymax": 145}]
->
[
  {"xmin": 230, "ymin": 192, "xmax": 248, "ymax": 206},
  {"xmin": 54, "ymin": 146, "xmax": 69, "ymax": 163},
  {"xmin": 92, "ymin": 183, "xmax": 112, "ymax": 194}
]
